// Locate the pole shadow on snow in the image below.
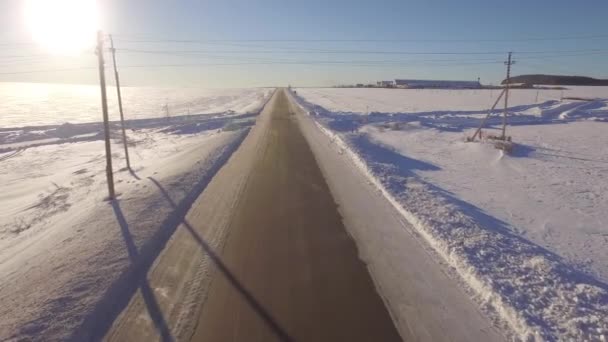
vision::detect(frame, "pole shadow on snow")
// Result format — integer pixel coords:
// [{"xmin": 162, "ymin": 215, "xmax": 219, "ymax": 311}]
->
[
  {"xmin": 66, "ymin": 129, "xmax": 250, "ymax": 342},
  {"xmin": 349, "ymin": 132, "xmax": 546, "ymax": 239},
  {"xmin": 111, "ymin": 201, "xmax": 174, "ymax": 342},
  {"xmin": 148, "ymin": 177, "xmax": 293, "ymax": 342},
  {"xmin": 129, "ymin": 168, "xmax": 141, "ymax": 180}
]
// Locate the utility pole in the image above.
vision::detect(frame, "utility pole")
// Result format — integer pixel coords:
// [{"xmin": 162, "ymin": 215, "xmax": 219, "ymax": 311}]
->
[
  {"xmin": 163, "ymin": 102, "xmax": 170, "ymax": 122},
  {"xmin": 502, "ymin": 52, "xmax": 515, "ymax": 140},
  {"xmin": 96, "ymin": 30, "xmax": 115, "ymax": 199},
  {"xmin": 109, "ymin": 35, "xmax": 131, "ymax": 170}
]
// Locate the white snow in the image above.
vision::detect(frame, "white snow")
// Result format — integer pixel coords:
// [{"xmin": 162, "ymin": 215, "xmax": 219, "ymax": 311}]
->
[
  {"xmin": 364, "ymin": 122, "xmax": 608, "ymax": 280},
  {"xmin": 296, "ymin": 86, "xmax": 608, "ymax": 113},
  {"xmin": 0, "ymin": 82, "xmax": 274, "ymax": 127},
  {"xmin": 293, "ymin": 87, "xmax": 608, "ymax": 341},
  {"xmin": 0, "ymin": 85, "xmax": 272, "ymax": 341}
]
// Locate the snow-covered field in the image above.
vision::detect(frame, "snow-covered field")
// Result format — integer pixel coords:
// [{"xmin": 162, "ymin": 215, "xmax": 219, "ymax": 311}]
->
[
  {"xmin": 294, "ymin": 87, "xmax": 608, "ymax": 341},
  {"xmin": 0, "ymin": 82, "xmax": 273, "ymax": 127},
  {"xmin": 297, "ymin": 86, "xmax": 607, "ymax": 113},
  {"xmin": 0, "ymin": 84, "xmax": 272, "ymax": 341}
]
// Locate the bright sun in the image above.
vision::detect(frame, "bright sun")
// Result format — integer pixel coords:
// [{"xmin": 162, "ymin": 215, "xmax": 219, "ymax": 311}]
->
[{"xmin": 25, "ymin": 0, "xmax": 99, "ymax": 55}]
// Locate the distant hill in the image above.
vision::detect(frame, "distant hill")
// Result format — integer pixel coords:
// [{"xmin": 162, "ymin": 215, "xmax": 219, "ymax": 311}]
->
[{"xmin": 502, "ymin": 74, "xmax": 608, "ymax": 86}]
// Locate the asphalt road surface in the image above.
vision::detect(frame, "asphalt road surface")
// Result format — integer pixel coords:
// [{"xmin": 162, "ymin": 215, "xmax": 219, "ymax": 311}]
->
[
  {"xmin": 106, "ymin": 89, "xmax": 403, "ymax": 341},
  {"xmin": 190, "ymin": 90, "xmax": 402, "ymax": 341},
  {"xmin": 107, "ymin": 89, "xmax": 504, "ymax": 341}
]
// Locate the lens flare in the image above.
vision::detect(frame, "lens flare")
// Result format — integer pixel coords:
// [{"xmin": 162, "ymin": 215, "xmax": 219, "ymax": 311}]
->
[{"xmin": 24, "ymin": 0, "xmax": 99, "ymax": 55}]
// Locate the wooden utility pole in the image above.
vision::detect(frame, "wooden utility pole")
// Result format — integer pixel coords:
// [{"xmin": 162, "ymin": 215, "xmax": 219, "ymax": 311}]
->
[
  {"xmin": 109, "ymin": 34, "xmax": 131, "ymax": 170},
  {"xmin": 502, "ymin": 52, "xmax": 515, "ymax": 139},
  {"xmin": 469, "ymin": 88, "xmax": 507, "ymax": 141},
  {"xmin": 96, "ymin": 30, "xmax": 115, "ymax": 199}
]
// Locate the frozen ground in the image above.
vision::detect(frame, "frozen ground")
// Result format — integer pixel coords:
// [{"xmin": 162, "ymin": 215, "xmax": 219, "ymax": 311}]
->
[
  {"xmin": 296, "ymin": 86, "xmax": 607, "ymax": 113},
  {"xmin": 0, "ymin": 86, "xmax": 272, "ymax": 341},
  {"xmin": 0, "ymin": 82, "xmax": 273, "ymax": 127},
  {"xmin": 294, "ymin": 87, "xmax": 608, "ymax": 341}
]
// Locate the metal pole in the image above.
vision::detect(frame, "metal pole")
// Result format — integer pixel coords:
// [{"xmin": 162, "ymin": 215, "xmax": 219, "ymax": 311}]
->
[
  {"xmin": 502, "ymin": 52, "xmax": 513, "ymax": 139},
  {"xmin": 96, "ymin": 30, "xmax": 115, "ymax": 199},
  {"xmin": 109, "ymin": 35, "xmax": 131, "ymax": 170}
]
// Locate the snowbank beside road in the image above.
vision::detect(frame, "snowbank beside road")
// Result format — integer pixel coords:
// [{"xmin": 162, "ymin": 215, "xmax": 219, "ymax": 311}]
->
[
  {"xmin": 293, "ymin": 87, "xmax": 608, "ymax": 341},
  {"xmin": 0, "ymin": 125, "xmax": 250, "ymax": 341},
  {"xmin": 364, "ymin": 122, "xmax": 608, "ymax": 282}
]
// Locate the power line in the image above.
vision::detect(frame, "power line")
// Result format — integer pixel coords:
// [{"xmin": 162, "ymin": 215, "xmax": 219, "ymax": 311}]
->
[
  {"xmin": 516, "ymin": 51, "xmax": 608, "ymax": 60},
  {"xmin": 112, "ymin": 39, "xmax": 333, "ymax": 53},
  {"xmin": 110, "ymin": 33, "xmax": 608, "ymax": 43},
  {"xmin": 4, "ymin": 51, "xmax": 607, "ymax": 75},
  {"xmin": 1, "ymin": 42, "xmax": 605, "ymax": 76},
  {"xmin": 115, "ymin": 48, "xmax": 510, "ymax": 55},
  {"xmin": 1, "ymin": 47, "xmax": 605, "ymax": 65},
  {"xmin": 0, "ymin": 66, "xmax": 96, "ymax": 75},
  {"xmin": 114, "ymin": 47, "xmax": 608, "ymax": 56},
  {"xmin": 106, "ymin": 49, "xmax": 506, "ymax": 63},
  {"xmin": 2, "ymin": 52, "xmax": 604, "ymax": 72},
  {"xmin": 515, "ymin": 48, "xmax": 608, "ymax": 55},
  {"xmin": 113, "ymin": 48, "xmax": 608, "ymax": 61},
  {"xmin": 0, "ymin": 59, "xmax": 50, "ymax": 65},
  {"xmin": 119, "ymin": 60, "xmax": 505, "ymax": 68},
  {"xmin": 0, "ymin": 42, "xmax": 39, "ymax": 47},
  {"xmin": 0, "ymin": 54, "xmax": 49, "ymax": 60},
  {"xmin": 0, "ymin": 60, "xmax": 504, "ymax": 75}
]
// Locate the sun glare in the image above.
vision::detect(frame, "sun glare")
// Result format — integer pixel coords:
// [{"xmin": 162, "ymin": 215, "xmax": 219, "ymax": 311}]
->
[{"xmin": 25, "ymin": 0, "xmax": 99, "ymax": 55}]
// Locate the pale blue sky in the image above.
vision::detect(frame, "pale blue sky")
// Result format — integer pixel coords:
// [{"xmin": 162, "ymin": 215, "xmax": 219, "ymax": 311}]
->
[{"xmin": 1, "ymin": 0, "xmax": 607, "ymax": 87}]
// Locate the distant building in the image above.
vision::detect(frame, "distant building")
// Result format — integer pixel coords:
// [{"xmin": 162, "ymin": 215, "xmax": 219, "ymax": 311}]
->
[
  {"xmin": 376, "ymin": 80, "xmax": 394, "ymax": 87},
  {"xmin": 394, "ymin": 79, "xmax": 482, "ymax": 89}
]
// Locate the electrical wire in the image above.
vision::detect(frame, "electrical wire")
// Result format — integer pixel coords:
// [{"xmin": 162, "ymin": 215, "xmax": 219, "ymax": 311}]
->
[
  {"xmin": 114, "ymin": 47, "xmax": 514, "ymax": 55},
  {"xmin": 0, "ymin": 60, "xmax": 505, "ymax": 75},
  {"xmin": 0, "ymin": 66, "xmax": 96, "ymax": 75},
  {"xmin": 1, "ymin": 36, "xmax": 606, "ymax": 75},
  {"xmin": 110, "ymin": 33, "xmax": 608, "ymax": 43}
]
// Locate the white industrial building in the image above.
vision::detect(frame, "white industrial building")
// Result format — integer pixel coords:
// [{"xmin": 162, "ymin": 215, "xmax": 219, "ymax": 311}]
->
[
  {"xmin": 393, "ymin": 79, "xmax": 482, "ymax": 89},
  {"xmin": 376, "ymin": 80, "xmax": 395, "ymax": 87}
]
